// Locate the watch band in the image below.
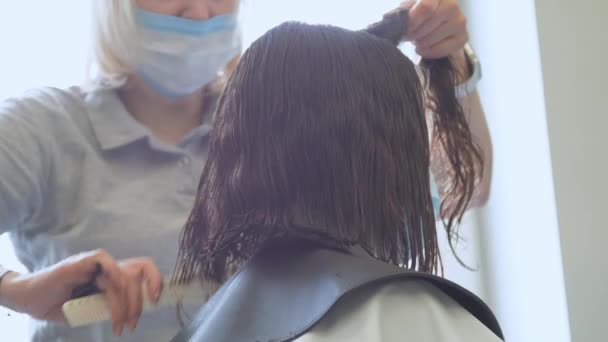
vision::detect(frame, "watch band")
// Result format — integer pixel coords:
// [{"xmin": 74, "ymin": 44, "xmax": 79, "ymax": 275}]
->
[{"xmin": 455, "ymin": 43, "xmax": 482, "ymax": 98}]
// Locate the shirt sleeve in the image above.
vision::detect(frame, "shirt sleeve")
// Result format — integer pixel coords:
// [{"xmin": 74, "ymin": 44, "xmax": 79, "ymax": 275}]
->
[{"xmin": 0, "ymin": 96, "xmax": 50, "ymax": 235}]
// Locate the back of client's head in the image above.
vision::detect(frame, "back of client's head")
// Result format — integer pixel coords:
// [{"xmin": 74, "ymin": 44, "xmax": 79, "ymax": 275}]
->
[{"xmin": 174, "ymin": 22, "xmax": 438, "ymax": 283}]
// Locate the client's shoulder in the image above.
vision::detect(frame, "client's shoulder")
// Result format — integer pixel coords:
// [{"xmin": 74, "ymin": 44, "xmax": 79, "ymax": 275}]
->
[{"xmin": 298, "ymin": 279, "xmax": 503, "ymax": 342}]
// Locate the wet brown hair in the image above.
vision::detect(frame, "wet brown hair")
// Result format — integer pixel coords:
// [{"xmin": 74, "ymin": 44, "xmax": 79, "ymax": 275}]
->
[
  {"xmin": 174, "ymin": 14, "xmax": 482, "ymax": 283},
  {"xmin": 368, "ymin": 8, "xmax": 484, "ymax": 241}
]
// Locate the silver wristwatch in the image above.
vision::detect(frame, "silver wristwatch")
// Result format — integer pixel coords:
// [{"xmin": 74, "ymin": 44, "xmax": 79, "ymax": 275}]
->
[{"xmin": 455, "ymin": 43, "xmax": 482, "ymax": 98}]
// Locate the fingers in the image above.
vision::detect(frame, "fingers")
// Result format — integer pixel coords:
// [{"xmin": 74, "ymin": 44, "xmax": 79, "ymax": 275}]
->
[
  {"xmin": 119, "ymin": 257, "xmax": 163, "ymax": 333},
  {"xmin": 400, "ymin": 0, "xmax": 418, "ymax": 9},
  {"xmin": 406, "ymin": 0, "xmax": 469, "ymax": 59},
  {"xmin": 416, "ymin": 15, "xmax": 466, "ymax": 48},
  {"xmin": 409, "ymin": 0, "xmax": 442, "ymax": 32},
  {"xmin": 69, "ymin": 250, "xmax": 130, "ymax": 336},
  {"xmin": 58, "ymin": 249, "xmax": 119, "ymax": 287},
  {"xmin": 397, "ymin": 0, "xmax": 420, "ymax": 39},
  {"xmin": 89, "ymin": 251, "xmax": 133, "ymax": 336},
  {"xmin": 140, "ymin": 260, "xmax": 163, "ymax": 303},
  {"xmin": 416, "ymin": 33, "xmax": 468, "ymax": 59},
  {"xmin": 86, "ymin": 250, "xmax": 124, "ymax": 290},
  {"xmin": 89, "ymin": 251, "xmax": 129, "ymax": 336},
  {"xmin": 60, "ymin": 251, "xmax": 164, "ymax": 336},
  {"xmin": 122, "ymin": 258, "xmax": 163, "ymax": 330},
  {"xmin": 409, "ymin": 4, "xmax": 452, "ymax": 40},
  {"xmin": 96, "ymin": 274, "xmax": 127, "ymax": 337},
  {"xmin": 125, "ymin": 272, "xmax": 143, "ymax": 331}
]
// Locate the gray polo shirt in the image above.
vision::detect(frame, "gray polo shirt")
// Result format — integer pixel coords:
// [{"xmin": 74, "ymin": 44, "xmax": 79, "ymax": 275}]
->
[
  {"xmin": 0, "ymin": 85, "xmax": 442, "ymax": 341},
  {"xmin": 0, "ymin": 86, "xmax": 211, "ymax": 341}
]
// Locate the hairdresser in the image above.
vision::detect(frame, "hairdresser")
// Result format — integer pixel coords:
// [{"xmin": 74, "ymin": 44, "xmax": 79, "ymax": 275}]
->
[{"xmin": 0, "ymin": 0, "xmax": 491, "ymax": 341}]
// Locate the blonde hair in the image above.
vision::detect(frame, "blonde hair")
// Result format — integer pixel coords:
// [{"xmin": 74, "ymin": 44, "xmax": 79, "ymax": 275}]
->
[
  {"xmin": 85, "ymin": 0, "xmax": 242, "ymax": 93},
  {"xmin": 86, "ymin": 0, "xmax": 139, "ymax": 91}
]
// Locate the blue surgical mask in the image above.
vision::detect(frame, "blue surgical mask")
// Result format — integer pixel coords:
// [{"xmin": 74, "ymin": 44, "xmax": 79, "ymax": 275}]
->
[{"xmin": 134, "ymin": 8, "xmax": 242, "ymax": 97}]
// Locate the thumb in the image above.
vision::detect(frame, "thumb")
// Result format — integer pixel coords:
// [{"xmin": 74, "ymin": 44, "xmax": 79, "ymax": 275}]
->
[
  {"xmin": 383, "ymin": 1, "xmax": 416, "ymax": 19},
  {"xmin": 400, "ymin": 0, "xmax": 418, "ymax": 10},
  {"xmin": 401, "ymin": 0, "xmax": 419, "ymax": 37},
  {"xmin": 409, "ymin": 0, "xmax": 440, "ymax": 31}
]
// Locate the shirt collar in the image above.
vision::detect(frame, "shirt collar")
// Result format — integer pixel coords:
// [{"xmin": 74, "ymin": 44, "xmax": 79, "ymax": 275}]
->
[
  {"xmin": 84, "ymin": 89, "xmax": 215, "ymax": 151},
  {"xmin": 84, "ymin": 89, "xmax": 150, "ymax": 151}
]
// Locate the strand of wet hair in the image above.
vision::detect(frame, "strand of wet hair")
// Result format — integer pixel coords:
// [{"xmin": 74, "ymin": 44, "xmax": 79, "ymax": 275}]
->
[{"xmin": 365, "ymin": 8, "xmax": 484, "ymax": 251}]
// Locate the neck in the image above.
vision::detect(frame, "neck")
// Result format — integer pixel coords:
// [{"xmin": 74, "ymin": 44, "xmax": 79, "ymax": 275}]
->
[{"xmin": 118, "ymin": 76, "xmax": 208, "ymax": 146}]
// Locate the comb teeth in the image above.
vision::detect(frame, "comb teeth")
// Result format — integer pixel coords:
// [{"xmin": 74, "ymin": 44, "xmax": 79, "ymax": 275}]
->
[
  {"xmin": 62, "ymin": 279, "xmax": 219, "ymax": 327},
  {"xmin": 364, "ymin": 8, "xmax": 409, "ymax": 45}
]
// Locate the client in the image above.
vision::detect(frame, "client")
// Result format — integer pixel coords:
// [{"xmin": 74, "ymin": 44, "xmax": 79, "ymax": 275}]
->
[{"xmin": 171, "ymin": 17, "xmax": 503, "ymax": 342}]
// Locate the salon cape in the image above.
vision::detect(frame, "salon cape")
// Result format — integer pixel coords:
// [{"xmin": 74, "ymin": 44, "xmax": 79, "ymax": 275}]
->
[{"xmin": 172, "ymin": 243, "xmax": 504, "ymax": 342}]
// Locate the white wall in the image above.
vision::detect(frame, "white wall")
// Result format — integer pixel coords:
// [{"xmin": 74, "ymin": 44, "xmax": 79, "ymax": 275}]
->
[
  {"xmin": 0, "ymin": 3, "xmax": 92, "ymax": 100},
  {"xmin": 534, "ymin": 1, "xmax": 608, "ymax": 341},
  {"xmin": 462, "ymin": 0, "xmax": 572, "ymax": 341}
]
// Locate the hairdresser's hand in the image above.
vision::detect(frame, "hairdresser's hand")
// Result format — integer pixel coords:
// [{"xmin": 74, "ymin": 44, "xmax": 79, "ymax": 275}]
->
[
  {"xmin": 0, "ymin": 250, "xmax": 163, "ymax": 336},
  {"xmin": 398, "ymin": 0, "xmax": 469, "ymax": 61}
]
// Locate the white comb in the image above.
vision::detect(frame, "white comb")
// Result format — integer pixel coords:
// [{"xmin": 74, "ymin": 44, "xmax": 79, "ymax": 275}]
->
[{"xmin": 61, "ymin": 279, "xmax": 217, "ymax": 327}]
